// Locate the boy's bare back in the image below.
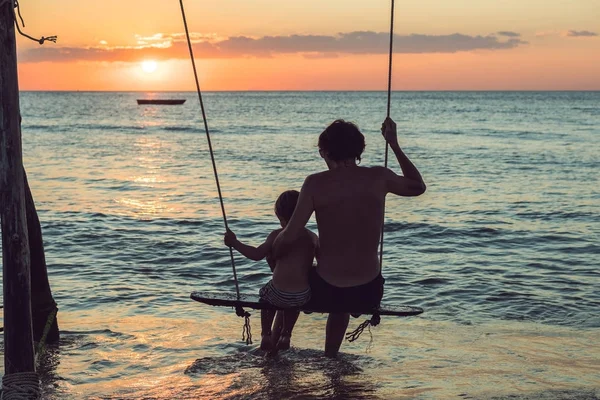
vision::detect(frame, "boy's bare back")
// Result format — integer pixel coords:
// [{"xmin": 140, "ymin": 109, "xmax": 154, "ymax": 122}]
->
[{"xmin": 270, "ymin": 228, "xmax": 317, "ymax": 293}]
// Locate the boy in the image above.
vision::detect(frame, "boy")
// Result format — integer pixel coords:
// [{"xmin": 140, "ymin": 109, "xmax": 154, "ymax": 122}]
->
[{"xmin": 224, "ymin": 190, "xmax": 318, "ymax": 351}]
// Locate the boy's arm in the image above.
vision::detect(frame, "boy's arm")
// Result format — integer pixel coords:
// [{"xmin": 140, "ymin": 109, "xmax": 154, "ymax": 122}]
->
[
  {"xmin": 272, "ymin": 176, "xmax": 315, "ymax": 258},
  {"xmin": 225, "ymin": 229, "xmax": 279, "ymax": 261}
]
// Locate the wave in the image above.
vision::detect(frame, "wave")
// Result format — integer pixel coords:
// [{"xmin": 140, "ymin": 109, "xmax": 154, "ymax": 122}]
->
[
  {"xmin": 26, "ymin": 123, "xmax": 148, "ymax": 133},
  {"xmin": 163, "ymin": 126, "xmax": 205, "ymax": 133}
]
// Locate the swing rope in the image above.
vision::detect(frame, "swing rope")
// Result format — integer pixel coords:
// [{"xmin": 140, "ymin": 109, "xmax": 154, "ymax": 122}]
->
[
  {"xmin": 178, "ymin": 0, "xmax": 251, "ymax": 344},
  {"xmin": 347, "ymin": 0, "xmax": 395, "ymax": 344},
  {"xmin": 379, "ymin": 0, "xmax": 395, "ymax": 270}
]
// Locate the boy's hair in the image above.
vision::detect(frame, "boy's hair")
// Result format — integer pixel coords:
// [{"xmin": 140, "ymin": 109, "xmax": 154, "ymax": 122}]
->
[
  {"xmin": 318, "ymin": 119, "xmax": 366, "ymax": 163},
  {"xmin": 275, "ymin": 190, "xmax": 300, "ymax": 222}
]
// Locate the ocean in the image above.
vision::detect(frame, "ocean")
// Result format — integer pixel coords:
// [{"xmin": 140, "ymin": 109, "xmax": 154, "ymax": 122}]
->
[{"xmin": 1, "ymin": 91, "xmax": 599, "ymax": 399}]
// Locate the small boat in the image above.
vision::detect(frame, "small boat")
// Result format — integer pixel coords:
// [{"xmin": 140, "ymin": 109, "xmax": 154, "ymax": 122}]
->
[{"xmin": 137, "ymin": 99, "xmax": 186, "ymax": 105}]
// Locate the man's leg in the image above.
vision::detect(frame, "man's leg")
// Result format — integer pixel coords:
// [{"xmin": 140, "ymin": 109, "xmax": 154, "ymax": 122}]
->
[{"xmin": 325, "ymin": 312, "xmax": 350, "ymax": 357}]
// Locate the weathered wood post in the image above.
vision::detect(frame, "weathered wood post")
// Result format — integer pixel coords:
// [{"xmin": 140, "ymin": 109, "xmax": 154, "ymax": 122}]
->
[
  {"xmin": 0, "ymin": 0, "xmax": 37, "ymax": 375},
  {"xmin": 24, "ymin": 169, "xmax": 59, "ymax": 345}
]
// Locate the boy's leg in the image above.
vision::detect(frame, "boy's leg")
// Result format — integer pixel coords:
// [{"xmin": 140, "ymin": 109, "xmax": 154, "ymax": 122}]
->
[
  {"xmin": 271, "ymin": 311, "xmax": 284, "ymax": 346},
  {"xmin": 282, "ymin": 310, "xmax": 300, "ymax": 336},
  {"xmin": 324, "ymin": 312, "xmax": 350, "ymax": 358},
  {"xmin": 260, "ymin": 309, "xmax": 276, "ymax": 351},
  {"xmin": 277, "ymin": 310, "xmax": 300, "ymax": 350}
]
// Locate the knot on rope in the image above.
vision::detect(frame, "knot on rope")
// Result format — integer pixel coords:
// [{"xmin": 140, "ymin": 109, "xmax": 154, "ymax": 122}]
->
[
  {"xmin": 235, "ymin": 306, "xmax": 252, "ymax": 345},
  {"xmin": 11, "ymin": 0, "xmax": 58, "ymax": 45},
  {"xmin": 37, "ymin": 36, "xmax": 57, "ymax": 45},
  {"xmin": 1, "ymin": 372, "xmax": 41, "ymax": 400},
  {"xmin": 345, "ymin": 312, "xmax": 381, "ymax": 343}
]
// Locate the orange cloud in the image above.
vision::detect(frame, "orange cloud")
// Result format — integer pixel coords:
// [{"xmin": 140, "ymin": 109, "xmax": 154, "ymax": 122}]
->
[
  {"xmin": 565, "ymin": 30, "xmax": 598, "ymax": 37},
  {"xmin": 19, "ymin": 31, "xmax": 527, "ymax": 63},
  {"xmin": 497, "ymin": 31, "xmax": 521, "ymax": 38},
  {"xmin": 17, "ymin": 47, "xmax": 600, "ymax": 91}
]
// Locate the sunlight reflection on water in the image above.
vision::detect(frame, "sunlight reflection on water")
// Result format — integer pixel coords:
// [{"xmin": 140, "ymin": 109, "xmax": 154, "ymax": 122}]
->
[{"xmin": 37, "ymin": 309, "xmax": 600, "ymax": 399}]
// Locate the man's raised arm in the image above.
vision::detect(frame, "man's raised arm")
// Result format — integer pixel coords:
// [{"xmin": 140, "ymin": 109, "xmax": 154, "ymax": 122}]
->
[{"xmin": 381, "ymin": 117, "xmax": 426, "ymax": 197}]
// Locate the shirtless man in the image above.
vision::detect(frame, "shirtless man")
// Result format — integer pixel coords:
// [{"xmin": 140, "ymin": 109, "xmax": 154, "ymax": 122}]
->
[{"xmin": 273, "ymin": 117, "xmax": 426, "ymax": 357}]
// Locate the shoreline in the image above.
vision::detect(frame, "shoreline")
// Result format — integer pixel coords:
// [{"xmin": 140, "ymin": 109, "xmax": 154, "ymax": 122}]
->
[{"xmin": 2, "ymin": 308, "xmax": 597, "ymax": 399}]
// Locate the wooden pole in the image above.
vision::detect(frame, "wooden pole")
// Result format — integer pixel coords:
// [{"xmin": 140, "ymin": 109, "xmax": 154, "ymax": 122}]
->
[
  {"xmin": 24, "ymin": 169, "xmax": 59, "ymax": 344},
  {"xmin": 0, "ymin": 1, "xmax": 36, "ymax": 374}
]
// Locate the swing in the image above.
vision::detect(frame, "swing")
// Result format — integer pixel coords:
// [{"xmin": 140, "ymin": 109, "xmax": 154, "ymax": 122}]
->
[
  {"xmin": 191, "ymin": 291, "xmax": 423, "ymax": 317},
  {"xmin": 180, "ymin": 0, "xmax": 424, "ymax": 341}
]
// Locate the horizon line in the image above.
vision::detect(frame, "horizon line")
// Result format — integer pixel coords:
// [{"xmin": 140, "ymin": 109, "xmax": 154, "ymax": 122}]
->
[{"xmin": 19, "ymin": 89, "xmax": 600, "ymax": 93}]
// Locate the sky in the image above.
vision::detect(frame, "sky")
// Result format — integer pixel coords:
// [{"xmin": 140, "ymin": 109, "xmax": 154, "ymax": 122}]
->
[{"xmin": 14, "ymin": 0, "xmax": 600, "ymax": 90}]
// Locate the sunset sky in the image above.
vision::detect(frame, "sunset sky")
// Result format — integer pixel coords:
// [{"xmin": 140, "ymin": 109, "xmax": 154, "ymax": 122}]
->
[{"xmin": 15, "ymin": 0, "xmax": 600, "ymax": 91}]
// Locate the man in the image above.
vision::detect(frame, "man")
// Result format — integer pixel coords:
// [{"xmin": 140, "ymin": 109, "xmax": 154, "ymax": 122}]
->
[{"xmin": 273, "ymin": 117, "xmax": 426, "ymax": 357}]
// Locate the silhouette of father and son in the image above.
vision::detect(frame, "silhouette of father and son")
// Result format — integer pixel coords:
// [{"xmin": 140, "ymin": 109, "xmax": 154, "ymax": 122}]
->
[{"xmin": 224, "ymin": 117, "xmax": 425, "ymax": 357}]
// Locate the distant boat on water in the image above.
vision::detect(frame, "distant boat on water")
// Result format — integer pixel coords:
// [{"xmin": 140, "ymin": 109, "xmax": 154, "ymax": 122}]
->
[{"xmin": 137, "ymin": 99, "xmax": 186, "ymax": 105}]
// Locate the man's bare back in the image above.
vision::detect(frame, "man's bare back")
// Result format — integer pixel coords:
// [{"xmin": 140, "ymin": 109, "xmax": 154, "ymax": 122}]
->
[{"xmin": 308, "ymin": 166, "xmax": 386, "ymax": 287}]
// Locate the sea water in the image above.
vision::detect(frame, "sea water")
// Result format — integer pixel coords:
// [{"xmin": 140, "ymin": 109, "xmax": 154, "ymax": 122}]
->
[{"xmin": 0, "ymin": 91, "xmax": 598, "ymax": 399}]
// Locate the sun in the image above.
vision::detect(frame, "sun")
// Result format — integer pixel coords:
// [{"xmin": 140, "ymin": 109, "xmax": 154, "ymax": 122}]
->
[{"xmin": 141, "ymin": 60, "xmax": 158, "ymax": 73}]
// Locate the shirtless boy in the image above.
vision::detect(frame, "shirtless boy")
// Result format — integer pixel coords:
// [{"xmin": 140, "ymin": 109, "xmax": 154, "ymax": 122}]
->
[{"xmin": 224, "ymin": 190, "xmax": 318, "ymax": 351}]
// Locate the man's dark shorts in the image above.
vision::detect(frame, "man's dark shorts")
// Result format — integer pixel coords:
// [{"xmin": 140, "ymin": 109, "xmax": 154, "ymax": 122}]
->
[{"xmin": 306, "ymin": 268, "xmax": 385, "ymax": 314}]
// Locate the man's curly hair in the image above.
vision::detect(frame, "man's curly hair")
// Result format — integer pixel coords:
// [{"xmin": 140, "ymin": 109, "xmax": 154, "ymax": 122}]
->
[{"xmin": 318, "ymin": 119, "xmax": 366, "ymax": 163}]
